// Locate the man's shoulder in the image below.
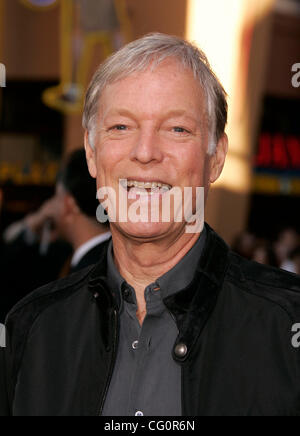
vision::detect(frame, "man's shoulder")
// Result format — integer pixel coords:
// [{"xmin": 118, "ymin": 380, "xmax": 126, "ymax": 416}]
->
[
  {"xmin": 228, "ymin": 251, "xmax": 300, "ymax": 290},
  {"xmin": 6, "ymin": 265, "xmax": 95, "ymax": 322},
  {"xmin": 227, "ymin": 250, "xmax": 300, "ymax": 319}
]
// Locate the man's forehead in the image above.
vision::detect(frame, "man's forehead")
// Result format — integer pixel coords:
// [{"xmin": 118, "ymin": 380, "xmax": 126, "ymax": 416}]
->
[
  {"xmin": 98, "ymin": 65, "xmax": 206, "ymax": 121},
  {"xmin": 103, "ymin": 60, "xmax": 202, "ymax": 94}
]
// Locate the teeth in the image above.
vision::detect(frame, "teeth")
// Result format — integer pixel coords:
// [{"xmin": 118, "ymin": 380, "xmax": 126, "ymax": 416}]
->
[{"xmin": 121, "ymin": 180, "xmax": 172, "ymax": 190}]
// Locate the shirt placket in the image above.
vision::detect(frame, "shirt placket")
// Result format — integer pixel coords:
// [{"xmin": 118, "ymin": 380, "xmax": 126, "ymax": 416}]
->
[{"xmin": 126, "ymin": 284, "xmax": 165, "ymax": 416}]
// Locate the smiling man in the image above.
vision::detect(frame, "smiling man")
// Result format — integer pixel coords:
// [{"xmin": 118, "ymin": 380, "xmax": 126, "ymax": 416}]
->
[{"xmin": 1, "ymin": 33, "xmax": 300, "ymax": 417}]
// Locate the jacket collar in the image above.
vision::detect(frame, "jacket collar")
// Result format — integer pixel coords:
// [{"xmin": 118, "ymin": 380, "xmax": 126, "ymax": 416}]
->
[
  {"xmin": 88, "ymin": 224, "xmax": 230, "ymax": 361},
  {"xmin": 163, "ymin": 224, "xmax": 230, "ymax": 362}
]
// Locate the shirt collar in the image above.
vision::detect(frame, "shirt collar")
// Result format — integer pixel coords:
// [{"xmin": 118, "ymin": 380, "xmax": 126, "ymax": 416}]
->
[
  {"xmin": 106, "ymin": 228, "xmax": 207, "ymax": 307},
  {"xmin": 71, "ymin": 231, "xmax": 111, "ymax": 268}
]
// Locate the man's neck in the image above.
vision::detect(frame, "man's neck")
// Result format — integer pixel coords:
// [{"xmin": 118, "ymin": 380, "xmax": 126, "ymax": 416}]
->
[
  {"xmin": 71, "ymin": 217, "xmax": 109, "ymax": 251},
  {"xmin": 110, "ymin": 226, "xmax": 202, "ymax": 323}
]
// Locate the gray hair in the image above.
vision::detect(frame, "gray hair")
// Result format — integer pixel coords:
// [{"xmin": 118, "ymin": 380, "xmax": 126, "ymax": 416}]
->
[{"xmin": 82, "ymin": 33, "xmax": 227, "ymax": 155}]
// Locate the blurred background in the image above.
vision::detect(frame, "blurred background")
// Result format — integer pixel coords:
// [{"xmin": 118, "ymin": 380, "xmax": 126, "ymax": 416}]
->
[{"xmin": 0, "ymin": 0, "xmax": 299, "ymax": 319}]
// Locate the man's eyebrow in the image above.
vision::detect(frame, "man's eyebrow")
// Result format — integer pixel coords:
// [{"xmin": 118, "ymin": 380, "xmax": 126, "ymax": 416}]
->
[
  {"xmin": 162, "ymin": 110, "xmax": 198, "ymax": 122},
  {"xmin": 103, "ymin": 108, "xmax": 136, "ymax": 119},
  {"xmin": 102, "ymin": 108, "xmax": 199, "ymax": 124}
]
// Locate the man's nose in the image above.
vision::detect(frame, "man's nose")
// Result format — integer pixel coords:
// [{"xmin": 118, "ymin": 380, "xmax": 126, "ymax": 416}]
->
[{"xmin": 129, "ymin": 128, "xmax": 163, "ymax": 164}]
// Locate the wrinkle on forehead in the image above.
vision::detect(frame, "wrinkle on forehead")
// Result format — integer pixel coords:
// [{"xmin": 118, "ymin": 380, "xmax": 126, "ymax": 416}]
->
[{"xmin": 97, "ymin": 60, "xmax": 207, "ymax": 128}]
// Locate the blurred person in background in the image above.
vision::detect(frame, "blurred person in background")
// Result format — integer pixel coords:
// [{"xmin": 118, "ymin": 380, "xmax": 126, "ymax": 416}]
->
[
  {"xmin": 0, "ymin": 149, "xmax": 110, "ymax": 322},
  {"xmin": 281, "ymin": 246, "xmax": 300, "ymax": 275},
  {"xmin": 231, "ymin": 231, "xmax": 256, "ymax": 260},
  {"xmin": 274, "ymin": 227, "xmax": 299, "ymax": 272},
  {"xmin": 291, "ymin": 248, "xmax": 300, "ymax": 275},
  {"xmin": 42, "ymin": 148, "xmax": 111, "ymax": 273},
  {"xmin": 251, "ymin": 240, "xmax": 278, "ymax": 268},
  {"xmin": 232, "ymin": 229, "xmax": 299, "ymax": 271}
]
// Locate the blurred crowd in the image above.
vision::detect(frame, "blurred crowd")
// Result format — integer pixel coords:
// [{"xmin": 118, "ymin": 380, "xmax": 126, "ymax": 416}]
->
[{"xmin": 232, "ymin": 227, "xmax": 300, "ymax": 275}]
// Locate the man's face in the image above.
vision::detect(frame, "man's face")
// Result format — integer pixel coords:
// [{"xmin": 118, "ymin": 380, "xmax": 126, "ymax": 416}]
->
[{"xmin": 86, "ymin": 58, "xmax": 227, "ymax": 240}]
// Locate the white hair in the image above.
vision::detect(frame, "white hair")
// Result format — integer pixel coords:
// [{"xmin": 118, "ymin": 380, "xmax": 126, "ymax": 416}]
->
[{"xmin": 83, "ymin": 33, "xmax": 227, "ymax": 155}]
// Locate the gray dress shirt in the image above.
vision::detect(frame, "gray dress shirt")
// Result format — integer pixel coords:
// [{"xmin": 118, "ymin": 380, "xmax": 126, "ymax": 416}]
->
[{"xmin": 102, "ymin": 229, "xmax": 206, "ymax": 417}]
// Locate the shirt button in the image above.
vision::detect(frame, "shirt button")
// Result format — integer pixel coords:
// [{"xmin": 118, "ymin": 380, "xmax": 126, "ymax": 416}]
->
[
  {"xmin": 135, "ymin": 411, "xmax": 144, "ymax": 416},
  {"xmin": 174, "ymin": 343, "xmax": 188, "ymax": 358},
  {"xmin": 132, "ymin": 340, "xmax": 139, "ymax": 350}
]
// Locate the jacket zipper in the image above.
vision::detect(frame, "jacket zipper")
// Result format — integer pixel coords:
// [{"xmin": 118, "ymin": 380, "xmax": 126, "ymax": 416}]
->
[{"xmin": 98, "ymin": 309, "xmax": 119, "ymax": 416}]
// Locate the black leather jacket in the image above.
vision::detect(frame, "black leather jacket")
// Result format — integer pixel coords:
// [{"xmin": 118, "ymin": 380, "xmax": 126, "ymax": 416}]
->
[{"xmin": 1, "ymin": 225, "xmax": 300, "ymax": 416}]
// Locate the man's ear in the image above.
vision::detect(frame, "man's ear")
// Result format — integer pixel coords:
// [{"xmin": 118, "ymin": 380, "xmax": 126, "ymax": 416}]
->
[
  {"xmin": 84, "ymin": 131, "xmax": 97, "ymax": 179},
  {"xmin": 209, "ymin": 133, "xmax": 228, "ymax": 184},
  {"xmin": 63, "ymin": 193, "xmax": 79, "ymax": 218},
  {"xmin": 63, "ymin": 193, "xmax": 80, "ymax": 219}
]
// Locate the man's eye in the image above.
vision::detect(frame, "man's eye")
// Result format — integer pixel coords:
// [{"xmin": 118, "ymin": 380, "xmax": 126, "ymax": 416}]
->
[
  {"xmin": 173, "ymin": 127, "xmax": 190, "ymax": 134},
  {"xmin": 110, "ymin": 125, "xmax": 127, "ymax": 131}
]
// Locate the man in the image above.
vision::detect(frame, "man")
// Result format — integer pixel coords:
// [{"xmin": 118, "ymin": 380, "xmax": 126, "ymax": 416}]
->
[
  {"xmin": 0, "ymin": 149, "xmax": 110, "ymax": 321},
  {"xmin": 48, "ymin": 149, "xmax": 111, "ymax": 273},
  {"xmin": 1, "ymin": 33, "xmax": 300, "ymax": 416}
]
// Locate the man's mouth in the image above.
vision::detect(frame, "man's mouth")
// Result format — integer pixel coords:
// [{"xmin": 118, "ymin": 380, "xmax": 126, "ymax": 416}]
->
[{"xmin": 120, "ymin": 179, "xmax": 172, "ymax": 193}]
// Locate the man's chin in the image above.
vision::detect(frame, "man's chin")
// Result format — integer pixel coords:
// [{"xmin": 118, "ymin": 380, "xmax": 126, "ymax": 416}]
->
[{"xmin": 114, "ymin": 221, "xmax": 178, "ymax": 241}]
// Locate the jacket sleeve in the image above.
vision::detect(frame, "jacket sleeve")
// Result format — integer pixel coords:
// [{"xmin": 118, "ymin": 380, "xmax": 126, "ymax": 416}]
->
[{"xmin": 0, "ymin": 347, "xmax": 10, "ymax": 416}]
